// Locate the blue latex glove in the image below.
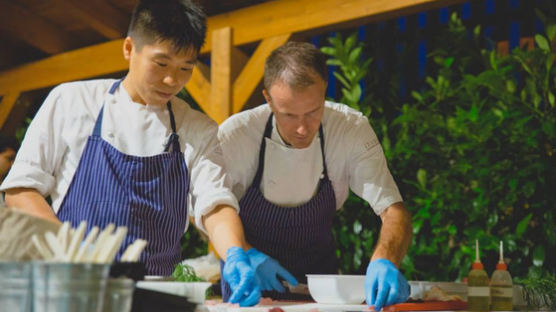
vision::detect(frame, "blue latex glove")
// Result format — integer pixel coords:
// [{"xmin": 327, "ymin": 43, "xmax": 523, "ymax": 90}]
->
[
  {"xmin": 365, "ymin": 258, "xmax": 410, "ymax": 311},
  {"xmin": 222, "ymin": 247, "xmax": 261, "ymax": 306},
  {"xmin": 246, "ymin": 248, "xmax": 298, "ymax": 292}
]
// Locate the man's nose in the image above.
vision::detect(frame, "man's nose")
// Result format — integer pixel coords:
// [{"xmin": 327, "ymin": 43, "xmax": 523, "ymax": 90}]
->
[
  {"xmin": 163, "ymin": 70, "xmax": 179, "ymax": 87},
  {"xmin": 296, "ymin": 121, "xmax": 308, "ymax": 136}
]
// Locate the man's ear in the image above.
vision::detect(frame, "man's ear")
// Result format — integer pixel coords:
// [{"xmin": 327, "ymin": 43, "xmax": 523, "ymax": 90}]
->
[
  {"xmin": 123, "ymin": 37, "xmax": 134, "ymax": 61},
  {"xmin": 262, "ymin": 89, "xmax": 271, "ymax": 105}
]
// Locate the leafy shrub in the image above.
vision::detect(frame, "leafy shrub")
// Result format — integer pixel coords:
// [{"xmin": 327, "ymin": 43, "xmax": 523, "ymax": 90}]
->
[{"xmin": 322, "ymin": 13, "xmax": 556, "ymax": 280}]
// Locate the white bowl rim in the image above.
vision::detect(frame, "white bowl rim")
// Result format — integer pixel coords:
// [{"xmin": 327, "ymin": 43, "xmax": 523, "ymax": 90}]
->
[{"xmin": 306, "ymin": 274, "xmax": 365, "ymax": 278}]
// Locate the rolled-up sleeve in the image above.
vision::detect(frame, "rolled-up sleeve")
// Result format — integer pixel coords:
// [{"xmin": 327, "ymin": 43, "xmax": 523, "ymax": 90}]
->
[
  {"xmin": 188, "ymin": 129, "xmax": 239, "ymax": 234},
  {"xmin": 1, "ymin": 87, "xmax": 67, "ymax": 197},
  {"xmin": 348, "ymin": 118, "xmax": 403, "ymax": 216}
]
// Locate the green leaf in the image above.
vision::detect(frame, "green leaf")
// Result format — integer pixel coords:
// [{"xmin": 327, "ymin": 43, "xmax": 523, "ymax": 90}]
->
[
  {"xmin": 535, "ymin": 34, "xmax": 550, "ymax": 52},
  {"xmin": 549, "ymin": 92, "xmax": 555, "ymax": 108},
  {"xmin": 516, "ymin": 213, "xmax": 533, "ymax": 237},
  {"xmin": 353, "ymin": 220, "xmax": 362, "ymax": 234},
  {"xmin": 532, "ymin": 245, "xmax": 545, "ymax": 266},
  {"xmin": 411, "ymin": 91, "xmax": 423, "ymax": 102},
  {"xmin": 506, "ymin": 80, "xmax": 516, "ymax": 93},
  {"xmin": 417, "ymin": 169, "xmax": 427, "ymax": 189},
  {"xmin": 473, "ymin": 25, "xmax": 481, "ymax": 37},
  {"xmin": 348, "ymin": 46, "xmax": 363, "ymax": 64},
  {"xmin": 444, "ymin": 57, "xmax": 455, "ymax": 68},
  {"xmin": 546, "ymin": 24, "xmax": 556, "ymax": 41},
  {"xmin": 320, "ymin": 46, "xmax": 336, "ymax": 55}
]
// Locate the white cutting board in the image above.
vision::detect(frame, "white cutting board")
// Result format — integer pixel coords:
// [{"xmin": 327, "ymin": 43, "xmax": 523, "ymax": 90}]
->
[{"xmin": 201, "ymin": 302, "xmax": 369, "ymax": 312}]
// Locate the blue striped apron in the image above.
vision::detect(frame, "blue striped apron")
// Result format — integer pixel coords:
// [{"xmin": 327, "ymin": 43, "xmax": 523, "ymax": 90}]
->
[
  {"xmin": 57, "ymin": 80, "xmax": 189, "ymax": 275},
  {"xmin": 222, "ymin": 114, "xmax": 338, "ymax": 301}
]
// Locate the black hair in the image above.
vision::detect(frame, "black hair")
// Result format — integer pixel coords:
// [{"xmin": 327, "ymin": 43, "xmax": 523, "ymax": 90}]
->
[
  {"xmin": 0, "ymin": 135, "xmax": 19, "ymax": 153},
  {"xmin": 128, "ymin": 0, "xmax": 207, "ymax": 54}
]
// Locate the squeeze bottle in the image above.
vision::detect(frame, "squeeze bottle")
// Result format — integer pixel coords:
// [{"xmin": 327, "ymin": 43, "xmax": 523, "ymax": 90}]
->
[
  {"xmin": 467, "ymin": 240, "xmax": 490, "ymax": 311},
  {"xmin": 490, "ymin": 241, "xmax": 513, "ymax": 310}
]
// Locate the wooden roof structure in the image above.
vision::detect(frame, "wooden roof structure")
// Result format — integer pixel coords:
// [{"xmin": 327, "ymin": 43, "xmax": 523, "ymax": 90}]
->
[{"xmin": 0, "ymin": 0, "xmax": 466, "ymax": 134}]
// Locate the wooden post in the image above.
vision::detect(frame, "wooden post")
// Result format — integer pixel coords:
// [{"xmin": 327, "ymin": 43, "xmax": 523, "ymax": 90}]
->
[
  {"xmin": 233, "ymin": 33, "xmax": 291, "ymax": 113},
  {"xmin": 210, "ymin": 27, "xmax": 233, "ymax": 124}
]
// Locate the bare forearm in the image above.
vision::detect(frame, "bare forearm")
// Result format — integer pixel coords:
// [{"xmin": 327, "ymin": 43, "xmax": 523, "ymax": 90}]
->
[
  {"xmin": 4, "ymin": 188, "xmax": 61, "ymax": 225},
  {"xmin": 202, "ymin": 205, "xmax": 247, "ymax": 261},
  {"xmin": 371, "ymin": 202, "xmax": 412, "ymax": 267}
]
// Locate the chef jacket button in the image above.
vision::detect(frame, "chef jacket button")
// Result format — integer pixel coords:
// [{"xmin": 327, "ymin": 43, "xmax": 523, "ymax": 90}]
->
[
  {"xmin": 269, "ymin": 180, "xmax": 276, "ymax": 185},
  {"xmin": 107, "ymin": 132, "xmax": 114, "ymax": 138}
]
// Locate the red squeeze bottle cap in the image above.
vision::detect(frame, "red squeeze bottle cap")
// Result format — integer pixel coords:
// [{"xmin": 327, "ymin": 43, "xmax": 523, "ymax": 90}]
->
[
  {"xmin": 472, "ymin": 261, "xmax": 484, "ymax": 270},
  {"xmin": 496, "ymin": 262, "xmax": 507, "ymax": 270}
]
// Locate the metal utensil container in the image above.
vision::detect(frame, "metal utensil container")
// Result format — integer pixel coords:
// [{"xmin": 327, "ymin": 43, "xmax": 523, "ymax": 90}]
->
[
  {"xmin": 103, "ymin": 277, "xmax": 135, "ymax": 312},
  {"xmin": 32, "ymin": 262, "xmax": 110, "ymax": 312},
  {"xmin": 0, "ymin": 261, "xmax": 32, "ymax": 312}
]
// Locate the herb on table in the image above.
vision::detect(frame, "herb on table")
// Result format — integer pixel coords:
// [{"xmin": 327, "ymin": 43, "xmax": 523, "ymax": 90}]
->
[{"xmin": 172, "ymin": 263, "xmax": 205, "ymax": 282}]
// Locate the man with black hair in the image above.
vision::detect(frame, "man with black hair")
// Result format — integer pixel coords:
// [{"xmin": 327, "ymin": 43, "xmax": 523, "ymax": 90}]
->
[{"xmin": 1, "ymin": 0, "xmax": 260, "ymax": 306}]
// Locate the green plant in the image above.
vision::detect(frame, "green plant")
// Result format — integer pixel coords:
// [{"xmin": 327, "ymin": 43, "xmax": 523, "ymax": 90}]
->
[
  {"xmin": 516, "ymin": 267, "xmax": 556, "ymax": 310},
  {"xmin": 321, "ymin": 33, "xmax": 373, "ymax": 115},
  {"xmin": 322, "ymin": 12, "xmax": 556, "ymax": 280}
]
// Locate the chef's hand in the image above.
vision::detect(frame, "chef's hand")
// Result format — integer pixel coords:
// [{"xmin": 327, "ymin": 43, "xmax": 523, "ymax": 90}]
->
[
  {"xmin": 365, "ymin": 258, "xmax": 409, "ymax": 311},
  {"xmin": 222, "ymin": 247, "xmax": 261, "ymax": 306},
  {"xmin": 246, "ymin": 248, "xmax": 298, "ymax": 292}
]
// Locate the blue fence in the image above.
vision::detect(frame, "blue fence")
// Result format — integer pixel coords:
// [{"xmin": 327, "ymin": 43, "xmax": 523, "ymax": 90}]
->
[{"xmin": 313, "ymin": 0, "xmax": 548, "ymax": 101}]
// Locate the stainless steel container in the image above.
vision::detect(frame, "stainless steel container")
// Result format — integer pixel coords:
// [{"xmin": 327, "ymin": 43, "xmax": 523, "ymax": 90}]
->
[
  {"xmin": 0, "ymin": 261, "xmax": 32, "ymax": 312},
  {"xmin": 103, "ymin": 278, "xmax": 135, "ymax": 312},
  {"xmin": 32, "ymin": 262, "xmax": 110, "ymax": 312}
]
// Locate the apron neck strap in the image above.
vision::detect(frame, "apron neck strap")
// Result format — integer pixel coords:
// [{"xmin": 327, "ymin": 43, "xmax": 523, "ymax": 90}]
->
[
  {"xmin": 252, "ymin": 113, "xmax": 329, "ymax": 188},
  {"xmin": 163, "ymin": 101, "xmax": 181, "ymax": 152},
  {"xmin": 92, "ymin": 79, "xmax": 122, "ymax": 137}
]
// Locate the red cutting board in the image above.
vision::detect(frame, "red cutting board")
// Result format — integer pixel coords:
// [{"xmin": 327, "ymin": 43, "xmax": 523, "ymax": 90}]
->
[{"xmin": 382, "ymin": 300, "xmax": 467, "ymax": 311}]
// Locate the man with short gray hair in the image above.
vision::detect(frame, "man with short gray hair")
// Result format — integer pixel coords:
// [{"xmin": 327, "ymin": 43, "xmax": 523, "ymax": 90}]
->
[{"xmin": 218, "ymin": 41, "xmax": 412, "ymax": 311}]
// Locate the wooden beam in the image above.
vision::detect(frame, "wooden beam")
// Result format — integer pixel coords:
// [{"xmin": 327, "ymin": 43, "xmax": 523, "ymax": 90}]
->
[
  {"xmin": 0, "ymin": 93, "xmax": 21, "ymax": 129},
  {"xmin": 63, "ymin": 0, "xmax": 129, "ymax": 39},
  {"xmin": 0, "ymin": 1, "xmax": 76, "ymax": 54},
  {"xmin": 233, "ymin": 33, "xmax": 291, "ymax": 113},
  {"xmin": 0, "ymin": 0, "xmax": 466, "ymax": 94},
  {"xmin": 231, "ymin": 47, "xmax": 249, "ymax": 82},
  {"xmin": 0, "ymin": 40, "xmax": 127, "ymax": 95},
  {"xmin": 201, "ymin": 0, "xmax": 467, "ymax": 54},
  {"xmin": 185, "ymin": 62, "xmax": 211, "ymax": 116},
  {"xmin": 210, "ymin": 27, "xmax": 233, "ymax": 124}
]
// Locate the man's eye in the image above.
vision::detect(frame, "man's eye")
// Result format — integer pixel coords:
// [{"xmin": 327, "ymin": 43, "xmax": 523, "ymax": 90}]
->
[
  {"xmin": 181, "ymin": 67, "xmax": 193, "ymax": 72},
  {"xmin": 155, "ymin": 62, "xmax": 167, "ymax": 67}
]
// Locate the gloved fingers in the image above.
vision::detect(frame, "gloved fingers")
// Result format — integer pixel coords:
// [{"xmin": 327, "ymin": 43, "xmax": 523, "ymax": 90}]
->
[
  {"xmin": 384, "ymin": 283, "xmax": 399, "ymax": 307},
  {"xmin": 276, "ymin": 265, "xmax": 298, "ymax": 286},
  {"xmin": 222, "ymin": 265, "xmax": 239, "ymax": 290},
  {"xmin": 238, "ymin": 284, "xmax": 261, "ymax": 307},
  {"xmin": 365, "ymin": 277, "xmax": 378, "ymax": 307},
  {"xmin": 259, "ymin": 279, "xmax": 273, "ymax": 292},
  {"xmin": 373, "ymin": 284, "xmax": 389, "ymax": 312},
  {"xmin": 228, "ymin": 271, "xmax": 253, "ymax": 304},
  {"xmin": 268, "ymin": 277, "xmax": 286, "ymax": 293},
  {"xmin": 397, "ymin": 274, "xmax": 410, "ymax": 300}
]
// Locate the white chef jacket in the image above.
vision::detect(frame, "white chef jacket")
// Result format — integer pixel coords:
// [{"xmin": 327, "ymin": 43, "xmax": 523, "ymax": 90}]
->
[
  {"xmin": 218, "ymin": 101, "xmax": 403, "ymax": 216},
  {"xmin": 0, "ymin": 79, "xmax": 238, "ymax": 233}
]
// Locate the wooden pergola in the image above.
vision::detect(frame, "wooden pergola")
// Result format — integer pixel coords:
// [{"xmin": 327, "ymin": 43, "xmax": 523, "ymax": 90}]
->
[{"xmin": 0, "ymin": 0, "xmax": 466, "ymax": 133}]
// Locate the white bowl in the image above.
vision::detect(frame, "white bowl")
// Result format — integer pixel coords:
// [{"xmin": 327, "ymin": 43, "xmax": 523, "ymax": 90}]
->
[
  {"xmin": 136, "ymin": 281, "xmax": 211, "ymax": 304},
  {"xmin": 307, "ymin": 274, "xmax": 365, "ymax": 304}
]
